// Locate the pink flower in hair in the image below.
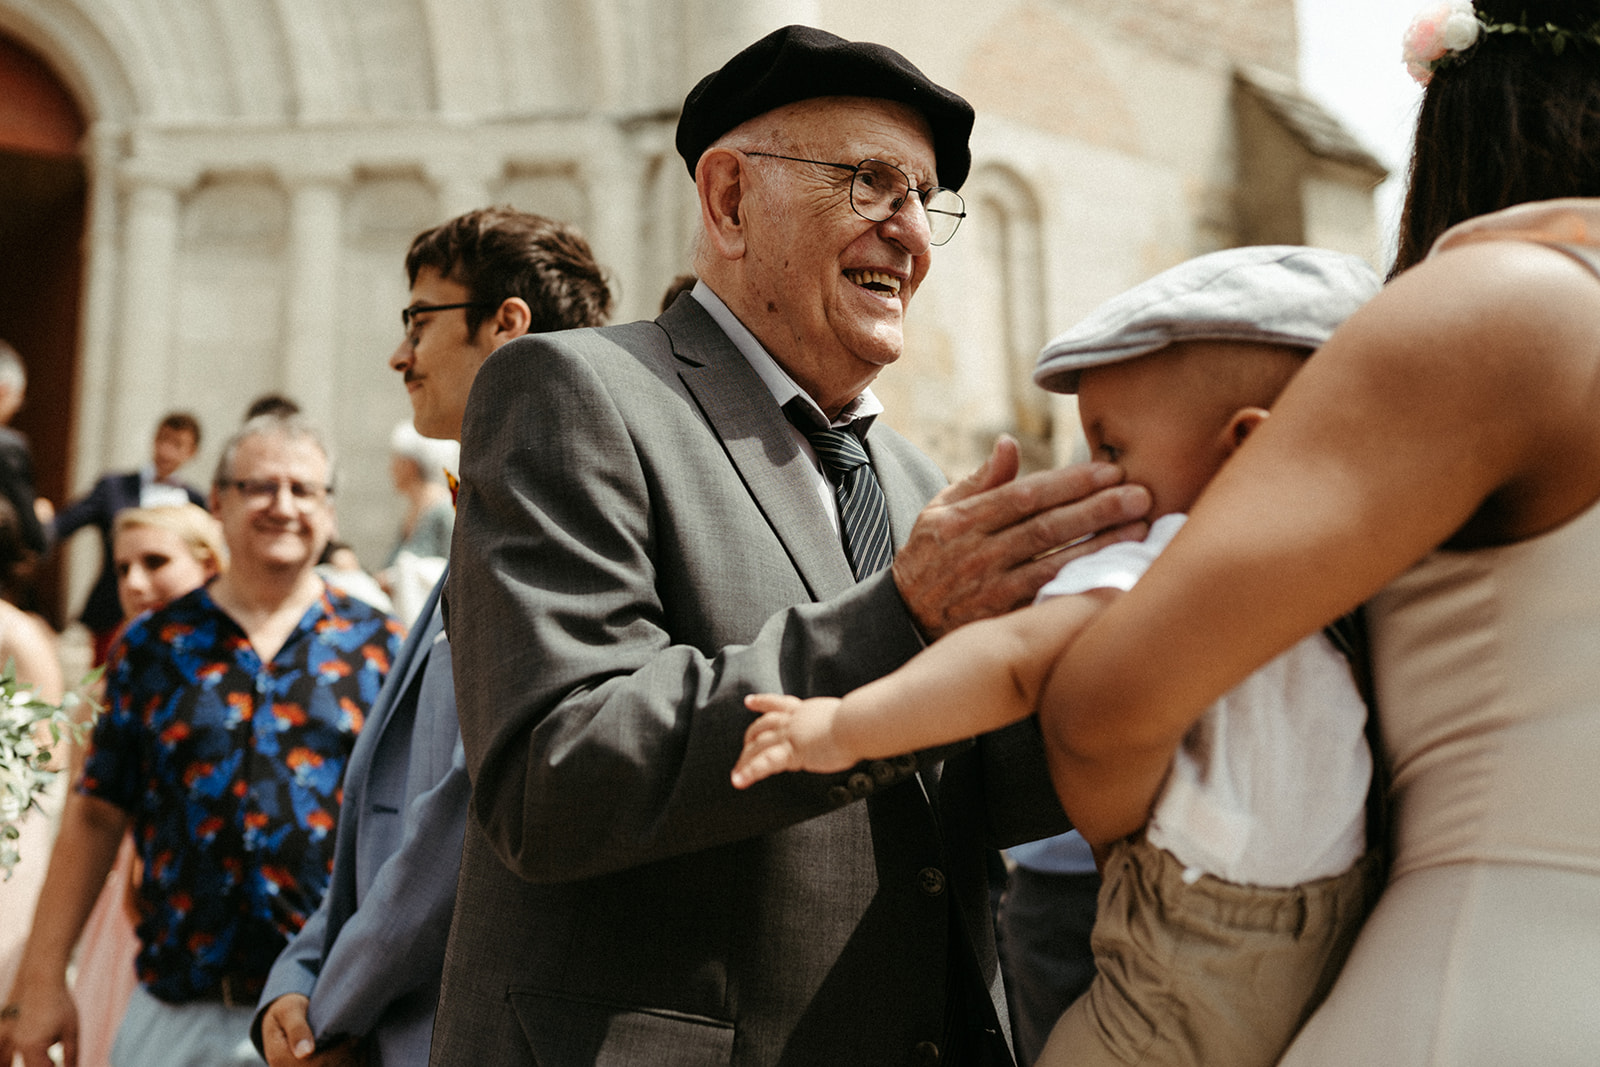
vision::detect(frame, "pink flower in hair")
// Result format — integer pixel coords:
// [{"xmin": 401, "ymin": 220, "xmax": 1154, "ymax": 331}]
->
[{"xmin": 1402, "ymin": 0, "xmax": 1481, "ymax": 84}]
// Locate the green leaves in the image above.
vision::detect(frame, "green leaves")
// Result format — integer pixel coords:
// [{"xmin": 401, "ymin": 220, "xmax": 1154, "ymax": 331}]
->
[
  {"xmin": 0, "ymin": 663, "xmax": 103, "ymax": 880},
  {"xmin": 1477, "ymin": 16, "xmax": 1600, "ymax": 57}
]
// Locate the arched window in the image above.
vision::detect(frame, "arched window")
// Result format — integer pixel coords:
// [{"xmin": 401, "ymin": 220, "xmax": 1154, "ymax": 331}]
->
[{"xmin": 964, "ymin": 165, "xmax": 1052, "ymax": 471}]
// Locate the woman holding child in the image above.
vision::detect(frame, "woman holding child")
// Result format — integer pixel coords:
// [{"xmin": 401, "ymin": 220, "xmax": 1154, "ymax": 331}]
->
[{"xmin": 1044, "ymin": 0, "xmax": 1600, "ymax": 1062}]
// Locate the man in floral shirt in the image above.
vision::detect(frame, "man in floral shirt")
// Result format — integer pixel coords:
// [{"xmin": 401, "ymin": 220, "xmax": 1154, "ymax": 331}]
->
[{"xmin": 0, "ymin": 414, "xmax": 402, "ymax": 1067}]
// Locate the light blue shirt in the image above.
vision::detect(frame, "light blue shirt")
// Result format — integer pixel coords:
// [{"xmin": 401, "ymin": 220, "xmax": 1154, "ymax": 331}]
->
[{"xmin": 690, "ymin": 281, "xmax": 884, "ymax": 538}]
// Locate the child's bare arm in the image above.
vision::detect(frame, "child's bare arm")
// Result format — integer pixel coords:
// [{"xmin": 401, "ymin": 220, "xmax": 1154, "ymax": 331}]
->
[{"xmin": 732, "ymin": 591, "xmax": 1114, "ymax": 788}]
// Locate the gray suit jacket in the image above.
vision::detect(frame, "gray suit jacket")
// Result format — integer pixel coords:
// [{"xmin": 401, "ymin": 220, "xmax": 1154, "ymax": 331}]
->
[
  {"xmin": 433, "ymin": 297, "xmax": 1068, "ymax": 1067},
  {"xmin": 256, "ymin": 574, "xmax": 468, "ymax": 1066}
]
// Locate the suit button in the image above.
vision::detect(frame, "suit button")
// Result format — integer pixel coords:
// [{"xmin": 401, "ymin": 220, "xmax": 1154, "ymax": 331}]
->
[
  {"xmin": 918, "ymin": 867, "xmax": 946, "ymax": 896},
  {"xmin": 911, "ymin": 1040, "xmax": 941, "ymax": 1065},
  {"xmin": 847, "ymin": 771, "xmax": 874, "ymax": 797},
  {"xmin": 868, "ymin": 759, "xmax": 896, "ymax": 785},
  {"xmin": 827, "ymin": 785, "xmax": 853, "ymax": 807}
]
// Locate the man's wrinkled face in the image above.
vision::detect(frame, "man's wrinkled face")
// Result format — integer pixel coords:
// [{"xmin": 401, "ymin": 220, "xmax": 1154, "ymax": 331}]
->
[
  {"xmin": 212, "ymin": 433, "xmax": 334, "ymax": 575},
  {"xmin": 389, "ymin": 267, "xmax": 499, "ymax": 441},
  {"xmin": 736, "ymin": 98, "xmax": 939, "ymax": 405}
]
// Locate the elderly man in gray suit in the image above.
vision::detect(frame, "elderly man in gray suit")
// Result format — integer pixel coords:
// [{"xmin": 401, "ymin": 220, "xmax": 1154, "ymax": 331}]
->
[
  {"xmin": 434, "ymin": 25, "xmax": 1152, "ymax": 1067},
  {"xmin": 252, "ymin": 208, "xmax": 613, "ymax": 1067}
]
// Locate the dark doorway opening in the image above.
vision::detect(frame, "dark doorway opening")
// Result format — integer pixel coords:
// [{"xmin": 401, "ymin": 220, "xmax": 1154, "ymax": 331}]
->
[{"xmin": 1, "ymin": 32, "xmax": 89, "ymax": 626}]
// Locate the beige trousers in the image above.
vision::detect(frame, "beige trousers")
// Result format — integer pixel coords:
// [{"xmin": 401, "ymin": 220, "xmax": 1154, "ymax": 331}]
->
[{"xmin": 1036, "ymin": 835, "xmax": 1380, "ymax": 1067}]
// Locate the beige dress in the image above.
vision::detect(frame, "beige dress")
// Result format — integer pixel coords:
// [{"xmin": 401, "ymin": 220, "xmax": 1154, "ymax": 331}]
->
[
  {"xmin": 1280, "ymin": 201, "xmax": 1600, "ymax": 1065},
  {"xmin": 0, "ymin": 776, "xmax": 61, "ymax": 998}
]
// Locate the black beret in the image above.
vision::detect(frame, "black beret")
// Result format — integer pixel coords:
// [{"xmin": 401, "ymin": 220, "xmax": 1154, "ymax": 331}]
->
[{"xmin": 675, "ymin": 25, "xmax": 975, "ymax": 191}]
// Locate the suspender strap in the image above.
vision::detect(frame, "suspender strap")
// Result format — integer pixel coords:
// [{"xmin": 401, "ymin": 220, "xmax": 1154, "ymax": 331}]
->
[{"xmin": 1323, "ymin": 607, "xmax": 1390, "ymax": 872}]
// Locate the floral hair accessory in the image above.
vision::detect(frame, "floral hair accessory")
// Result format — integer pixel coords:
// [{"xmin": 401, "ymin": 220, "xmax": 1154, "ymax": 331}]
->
[
  {"xmin": 1403, "ymin": 1, "xmax": 1481, "ymax": 85},
  {"xmin": 1403, "ymin": 1, "xmax": 1600, "ymax": 85}
]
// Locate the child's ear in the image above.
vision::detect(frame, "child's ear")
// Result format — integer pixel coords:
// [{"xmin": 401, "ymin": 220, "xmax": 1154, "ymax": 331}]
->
[{"xmin": 1222, "ymin": 407, "xmax": 1270, "ymax": 454}]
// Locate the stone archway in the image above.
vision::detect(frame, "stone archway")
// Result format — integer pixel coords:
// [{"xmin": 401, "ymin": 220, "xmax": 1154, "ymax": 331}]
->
[{"xmin": 0, "ymin": 30, "xmax": 87, "ymax": 622}]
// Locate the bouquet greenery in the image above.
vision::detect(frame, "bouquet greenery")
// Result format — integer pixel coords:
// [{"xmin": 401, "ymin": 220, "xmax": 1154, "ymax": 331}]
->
[{"xmin": 0, "ymin": 665, "xmax": 99, "ymax": 880}]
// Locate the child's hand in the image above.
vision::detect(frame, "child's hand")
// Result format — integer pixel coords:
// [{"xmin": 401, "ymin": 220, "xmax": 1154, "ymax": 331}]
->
[{"xmin": 731, "ymin": 693, "xmax": 854, "ymax": 788}]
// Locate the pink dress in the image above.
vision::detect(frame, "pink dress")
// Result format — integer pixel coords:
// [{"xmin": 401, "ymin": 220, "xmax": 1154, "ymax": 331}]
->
[
  {"xmin": 0, "ymin": 779, "xmax": 60, "ymax": 1001},
  {"xmin": 70, "ymin": 832, "xmax": 141, "ymax": 1067}
]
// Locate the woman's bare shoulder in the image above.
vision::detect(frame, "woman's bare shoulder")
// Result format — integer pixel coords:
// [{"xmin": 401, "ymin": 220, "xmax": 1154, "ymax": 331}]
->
[
  {"xmin": 0, "ymin": 600, "xmax": 63, "ymax": 700},
  {"xmin": 1386, "ymin": 238, "xmax": 1600, "ymax": 358},
  {"xmin": 1336, "ymin": 239, "xmax": 1600, "ymax": 541}
]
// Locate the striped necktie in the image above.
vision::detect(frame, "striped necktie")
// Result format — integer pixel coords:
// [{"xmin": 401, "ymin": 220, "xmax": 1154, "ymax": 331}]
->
[{"xmin": 805, "ymin": 425, "xmax": 894, "ymax": 579}]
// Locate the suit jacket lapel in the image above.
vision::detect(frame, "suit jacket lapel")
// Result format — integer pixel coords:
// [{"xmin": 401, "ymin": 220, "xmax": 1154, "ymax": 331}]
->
[
  {"xmin": 354, "ymin": 572, "xmax": 446, "ymax": 779},
  {"xmin": 390, "ymin": 576, "xmax": 446, "ymax": 709},
  {"xmin": 658, "ymin": 299, "xmax": 857, "ymax": 602}
]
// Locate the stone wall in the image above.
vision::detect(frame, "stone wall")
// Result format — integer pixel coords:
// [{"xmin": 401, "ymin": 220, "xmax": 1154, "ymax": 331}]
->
[{"xmin": 0, "ymin": 0, "xmax": 1378, "ymax": 614}]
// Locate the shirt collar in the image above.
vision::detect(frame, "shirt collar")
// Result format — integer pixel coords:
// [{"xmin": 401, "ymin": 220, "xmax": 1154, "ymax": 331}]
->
[
  {"xmin": 689, "ymin": 280, "xmax": 883, "ymax": 433},
  {"xmin": 140, "ymin": 462, "xmax": 182, "ymax": 487}
]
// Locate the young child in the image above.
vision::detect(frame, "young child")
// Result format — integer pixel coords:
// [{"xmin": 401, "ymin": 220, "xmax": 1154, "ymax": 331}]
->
[{"xmin": 731, "ymin": 246, "xmax": 1384, "ymax": 1067}]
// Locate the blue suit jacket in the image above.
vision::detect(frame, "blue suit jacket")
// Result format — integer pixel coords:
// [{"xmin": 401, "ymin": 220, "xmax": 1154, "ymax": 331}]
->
[
  {"xmin": 50, "ymin": 470, "xmax": 206, "ymax": 631},
  {"xmin": 255, "ymin": 573, "xmax": 469, "ymax": 1066}
]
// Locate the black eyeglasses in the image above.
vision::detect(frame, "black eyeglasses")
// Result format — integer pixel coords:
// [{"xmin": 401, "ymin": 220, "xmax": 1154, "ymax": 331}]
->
[
  {"xmin": 400, "ymin": 302, "xmax": 497, "ymax": 331},
  {"xmin": 743, "ymin": 153, "xmax": 966, "ymax": 245},
  {"xmin": 218, "ymin": 478, "xmax": 332, "ymax": 506}
]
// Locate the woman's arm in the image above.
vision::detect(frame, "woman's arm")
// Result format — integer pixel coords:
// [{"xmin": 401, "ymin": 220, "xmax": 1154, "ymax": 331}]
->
[{"xmin": 1042, "ymin": 239, "xmax": 1600, "ymax": 844}]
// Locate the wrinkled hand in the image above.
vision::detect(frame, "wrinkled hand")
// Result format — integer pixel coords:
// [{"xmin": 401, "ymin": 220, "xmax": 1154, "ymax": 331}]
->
[
  {"xmin": 732, "ymin": 694, "xmax": 852, "ymax": 788},
  {"xmin": 0, "ymin": 978, "xmax": 77, "ymax": 1067},
  {"xmin": 261, "ymin": 994, "xmax": 364, "ymax": 1067},
  {"xmin": 893, "ymin": 436, "xmax": 1150, "ymax": 641}
]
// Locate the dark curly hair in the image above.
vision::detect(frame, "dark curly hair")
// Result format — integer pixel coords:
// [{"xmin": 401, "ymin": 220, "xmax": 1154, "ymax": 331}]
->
[
  {"xmin": 404, "ymin": 207, "xmax": 614, "ymax": 334},
  {"xmin": 1393, "ymin": 0, "xmax": 1600, "ymax": 275}
]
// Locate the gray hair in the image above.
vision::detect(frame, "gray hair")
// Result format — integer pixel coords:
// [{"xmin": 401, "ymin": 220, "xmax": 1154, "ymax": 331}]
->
[{"xmin": 213, "ymin": 413, "xmax": 337, "ymax": 490}]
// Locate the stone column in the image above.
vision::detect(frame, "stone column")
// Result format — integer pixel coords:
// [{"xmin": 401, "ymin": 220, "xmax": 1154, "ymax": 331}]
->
[
  {"xmin": 279, "ymin": 167, "xmax": 351, "ymax": 430},
  {"xmin": 585, "ymin": 127, "xmax": 646, "ymax": 319},
  {"xmin": 111, "ymin": 157, "xmax": 193, "ymax": 464},
  {"xmin": 60, "ymin": 124, "xmax": 136, "ymax": 618},
  {"xmin": 72, "ymin": 124, "xmax": 127, "ymax": 489},
  {"xmin": 420, "ymin": 0, "xmax": 492, "ymax": 120}
]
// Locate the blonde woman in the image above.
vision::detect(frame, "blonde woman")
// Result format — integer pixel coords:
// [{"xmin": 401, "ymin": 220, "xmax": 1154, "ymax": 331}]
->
[{"xmin": 60, "ymin": 504, "xmax": 224, "ymax": 1067}]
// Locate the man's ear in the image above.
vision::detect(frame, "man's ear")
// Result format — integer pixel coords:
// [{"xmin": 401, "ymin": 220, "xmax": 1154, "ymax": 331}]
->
[
  {"xmin": 1222, "ymin": 407, "xmax": 1270, "ymax": 454},
  {"xmin": 486, "ymin": 297, "xmax": 533, "ymax": 345},
  {"xmin": 697, "ymin": 148, "xmax": 748, "ymax": 261}
]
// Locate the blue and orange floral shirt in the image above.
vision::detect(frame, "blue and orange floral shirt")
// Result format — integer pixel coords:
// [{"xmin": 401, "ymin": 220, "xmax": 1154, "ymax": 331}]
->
[{"xmin": 80, "ymin": 582, "xmax": 403, "ymax": 1004}]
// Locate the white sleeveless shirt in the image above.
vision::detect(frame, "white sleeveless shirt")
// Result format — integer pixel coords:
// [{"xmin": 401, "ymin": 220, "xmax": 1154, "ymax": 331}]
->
[{"xmin": 1036, "ymin": 513, "xmax": 1371, "ymax": 886}]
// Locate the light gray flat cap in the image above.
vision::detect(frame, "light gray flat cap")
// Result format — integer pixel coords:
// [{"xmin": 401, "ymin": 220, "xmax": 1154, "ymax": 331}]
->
[{"xmin": 1034, "ymin": 245, "xmax": 1381, "ymax": 394}]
